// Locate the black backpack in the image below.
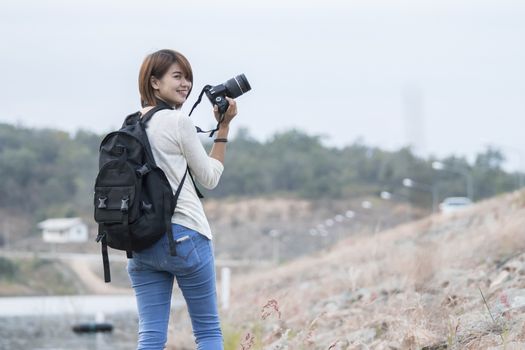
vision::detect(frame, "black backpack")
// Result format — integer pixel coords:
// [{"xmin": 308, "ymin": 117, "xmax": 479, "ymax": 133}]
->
[{"xmin": 94, "ymin": 102, "xmax": 188, "ymax": 282}]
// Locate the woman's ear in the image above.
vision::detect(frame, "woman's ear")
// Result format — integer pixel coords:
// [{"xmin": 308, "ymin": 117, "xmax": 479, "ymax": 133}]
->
[{"xmin": 150, "ymin": 76, "xmax": 160, "ymax": 90}]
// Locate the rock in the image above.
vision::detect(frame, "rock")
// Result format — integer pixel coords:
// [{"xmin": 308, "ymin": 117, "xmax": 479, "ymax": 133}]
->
[
  {"xmin": 487, "ymin": 341, "xmax": 525, "ymax": 350},
  {"xmin": 492, "ymin": 289, "xmax": 525, "ymax": 316},
  {"xmin": 503, "ymin": 260, "xmax": 523, "ymax": 273},
  {"xmin": 401, "ymin": 329, "xmax": 441, "ymax": 350},
  {"xmin": 346, "ymin": 328, "xmax": 376, "ymax": 344},
  {"xmin": 490, "ymin": 270, "xmax": 510, "ymax": 288}
]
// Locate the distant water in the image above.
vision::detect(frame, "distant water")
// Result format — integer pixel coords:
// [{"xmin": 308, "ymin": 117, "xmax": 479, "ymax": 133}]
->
[
  {"xmin": 0, "ymin": 295, "xmax": 183, "ymax": 350},
  {"xmin": 0, "ymin": 313, "xmax": 137, "ymax": 350},
  {"xmin": 0, "ymin": 295, "xmax": 138, "ymax": 317}
]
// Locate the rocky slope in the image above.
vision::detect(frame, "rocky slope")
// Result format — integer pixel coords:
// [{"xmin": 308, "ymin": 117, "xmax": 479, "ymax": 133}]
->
[{"xmin": 216, "ymin": 190, "xmax": 525, "ymax": 350}]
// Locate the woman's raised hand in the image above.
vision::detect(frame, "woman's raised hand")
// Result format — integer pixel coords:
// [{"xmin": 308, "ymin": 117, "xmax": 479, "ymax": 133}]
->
[{"xmin": 213, "ymin": 97, "xmax": 237, "ymax": 127}]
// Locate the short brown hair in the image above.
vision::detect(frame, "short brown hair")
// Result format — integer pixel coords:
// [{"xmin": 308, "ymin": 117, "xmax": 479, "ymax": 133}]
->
[{"xmin": 138, "ymin": 49, "xmax": 193, "ymax": 107}]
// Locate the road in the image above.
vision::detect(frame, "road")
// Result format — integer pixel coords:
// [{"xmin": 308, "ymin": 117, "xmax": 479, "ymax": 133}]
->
[
  {"xmin": 0, "ymin": 249, "xmax": 273, "ymax": 295},
  {"xmin": 0, "ymin": 249, "xmax": 273, "ymax": 267}
]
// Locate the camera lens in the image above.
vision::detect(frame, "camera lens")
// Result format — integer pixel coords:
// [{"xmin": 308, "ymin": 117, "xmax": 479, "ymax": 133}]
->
[{"xmin": 224, "ymin": 74, "xmax": 252, "ymax": 99}]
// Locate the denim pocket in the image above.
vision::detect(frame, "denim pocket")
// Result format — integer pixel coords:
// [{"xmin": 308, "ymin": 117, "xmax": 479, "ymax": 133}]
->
[{"xmin": 164, "ymin": 226, "xmax": 202, "ymax": 274}]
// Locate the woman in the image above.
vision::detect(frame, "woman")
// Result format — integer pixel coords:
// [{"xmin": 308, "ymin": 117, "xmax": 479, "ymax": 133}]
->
[{"xmin": 127, "ymin": 49, "xmax": 236, "ymax": 350}]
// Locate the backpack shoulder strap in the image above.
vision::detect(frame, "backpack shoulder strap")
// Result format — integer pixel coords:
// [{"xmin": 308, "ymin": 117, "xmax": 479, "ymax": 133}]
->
[
  {"xmin": 141, "ymin": 102, "xmax": 173, "ymax": 125},
  {"xmin": 166, "ymin": 168, "xmax": 189, "ymax": 256},
  {"xmin": 187, "ymin": 167, "xmax": 204, "ymax": 198},
  {"xmin": 174, "ymin": 168, "xmax": 188, "ymax": 202},
  {"xmin": 135, "ymin": 101, "xmax": 174, "ymax": 166},
  {"xmin": 137, "ymin": 101, "xmax": 204, "ymax": 199}
]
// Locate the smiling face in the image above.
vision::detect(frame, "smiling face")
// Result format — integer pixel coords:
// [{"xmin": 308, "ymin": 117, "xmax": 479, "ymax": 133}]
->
[
  {"xmin": 151, "ymin": 62, "xmax": 192, "ymax": 108},
  {"xmin": 138, "ymin": 49, "xmax": 194, "ymax": 108}
]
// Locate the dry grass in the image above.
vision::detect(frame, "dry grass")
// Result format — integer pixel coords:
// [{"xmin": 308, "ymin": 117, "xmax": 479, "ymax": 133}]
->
[{"xmin": 219, "ymin": 190, "xmax": 525, "ymax": 349}]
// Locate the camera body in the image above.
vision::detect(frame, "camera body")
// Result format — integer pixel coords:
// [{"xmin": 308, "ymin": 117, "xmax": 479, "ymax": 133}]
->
[
  {"xmin": 205, "ymin": 74, "xmax": 251, "ymax": 114},
  {"xmin": 205, "ymin": 85, "xmax": 230, "ymax": 115}
]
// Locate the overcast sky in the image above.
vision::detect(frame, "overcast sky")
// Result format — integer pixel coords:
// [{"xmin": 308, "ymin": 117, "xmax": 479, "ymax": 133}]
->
[{"xmin": 1, "ymin": 0, "xmax": 524, "ymax": 169}]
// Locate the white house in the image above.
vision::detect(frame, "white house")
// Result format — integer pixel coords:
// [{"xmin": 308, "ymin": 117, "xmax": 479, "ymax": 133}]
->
[{"xmin": 37, "ymin": 217, "xmax": 89, "ymax": 243}]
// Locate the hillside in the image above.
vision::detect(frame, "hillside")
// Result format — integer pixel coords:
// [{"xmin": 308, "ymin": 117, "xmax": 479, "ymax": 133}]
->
[
  {"xmin": 0, "ymin": 123, "xmax": 520, "ymax": 225},
  {"xmin": 0, "ymin": 195, "xmax": 423, "ymax": 297},
  {"xmin": 212, "ymin": 190, "xmax": 525, "ymax": 349},
  {"xmin": 1, "ymin": 194, "xmax": 421, "ymax": 261}
]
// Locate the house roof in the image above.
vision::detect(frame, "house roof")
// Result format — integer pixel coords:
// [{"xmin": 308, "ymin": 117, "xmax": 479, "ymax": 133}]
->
[{"xmin": 37, "ymin": 217, "xmax": 85, "ymax": 230}]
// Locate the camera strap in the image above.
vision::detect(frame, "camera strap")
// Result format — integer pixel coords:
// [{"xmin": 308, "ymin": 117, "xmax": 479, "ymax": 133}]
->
[
  {"xmin": 188, "ymin": 85, "xmax": 210, "ymax": 117},
  {"xmin": 188, "ymin": 85, "xmax": 223, "ymax": 138}
]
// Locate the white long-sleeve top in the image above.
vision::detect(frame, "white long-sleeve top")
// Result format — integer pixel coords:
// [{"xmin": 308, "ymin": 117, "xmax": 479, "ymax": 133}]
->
[{"xmin": 144, "ymin": 109, "xmax": 224, "ymax": 240}]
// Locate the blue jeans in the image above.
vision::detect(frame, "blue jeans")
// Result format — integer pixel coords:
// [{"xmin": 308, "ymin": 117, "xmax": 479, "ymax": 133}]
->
[{"xmin": 127, "ymin": 224, "xmax": 223, "ymax": 350}]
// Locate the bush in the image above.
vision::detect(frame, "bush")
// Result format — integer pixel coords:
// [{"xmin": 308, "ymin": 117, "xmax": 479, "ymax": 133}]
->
[{"xmin": 0, "ymin": 257, "xmax": 18, "ymax": 280}]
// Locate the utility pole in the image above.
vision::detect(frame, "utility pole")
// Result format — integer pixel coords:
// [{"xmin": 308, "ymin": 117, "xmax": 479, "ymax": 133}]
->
[
  {"xmin": 2, "ymin": 222, "xmax": 9, "ymax": 250},
  {"xmin": 269, "ymin": 229, "xmax": 280, "ymax": 264}
]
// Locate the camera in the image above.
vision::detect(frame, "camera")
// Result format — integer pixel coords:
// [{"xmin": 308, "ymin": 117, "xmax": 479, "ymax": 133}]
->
[{"xmin": 205, "ymin": 74, "xmax": 251, "ymax": 114}]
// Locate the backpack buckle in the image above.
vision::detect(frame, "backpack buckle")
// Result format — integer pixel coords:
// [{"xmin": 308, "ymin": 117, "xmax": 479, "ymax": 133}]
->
[
  {"xmin": 95, "ymin": 231, "xmax": 106, "ymax": 243},
  {"xmin": 120, "ymin": 196, "xmax": 129, "ymax": 212},
  {"xmin": 98, "ymin": 196, "xmax": 107, "ymax": 209},
  {"xmin": 136, "ymin": 164, "xmax": 151, "ymax": 177},
  {"xmin": 141, "ymin": 201, "xmax": 152, "ymax": 212}
]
